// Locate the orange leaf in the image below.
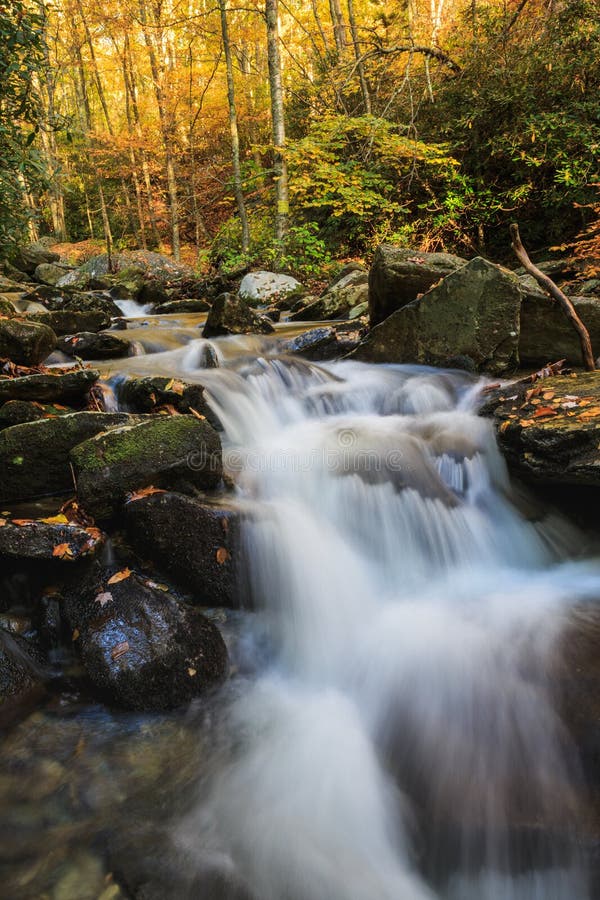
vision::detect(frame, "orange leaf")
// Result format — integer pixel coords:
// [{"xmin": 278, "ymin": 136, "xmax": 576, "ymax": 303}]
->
[
  {"xmin": 12, "ymin": 518, "xmax": 34, "ymax": 526},
  {"xmin": 111, "ymin": 641, "xmax": 130, "ymax": 660},
  {"xmin": 53, "ymin": 542, "xmax": 74, "ymax": 559},
  {"xmin": 216, "ymin": 547, "xmax": 230, "ymax": 564},
  {"xmin": 126, "ymin": 485, "xmax": 166, "ymax": 503},
  {"xmin": 0, "ymin": 518, "xmax": 5, "ymax": 527},
  {"xmin": 107, "ymin": 567, "xmax": 132, "ymax": 584},
  {"xmin": 533, "ymin": 407, "xmax": 558, "ymax": 418},
  {"xmin": 165, "ymin": 378, "xmax": 185, "ymax": 395}
]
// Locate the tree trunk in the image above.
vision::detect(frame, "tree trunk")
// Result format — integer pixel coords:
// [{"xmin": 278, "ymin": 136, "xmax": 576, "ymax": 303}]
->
[
  {"xmin": 219, "ymin": 0, "xmax": 250, "ymax": 252},
  {"xmin": 329, "ymin": 0, "xmax": 348, "ymax": 56},
  {"xmin": 346, "ymin": 0, "xmax": 371, "ymax": 113},
  {"xmin": 265, "ymin": 0, "xmax": 289, "ymax": 247},
  {"xmin": 510, "ymin": 223, "xmax": 595, "ymax": 371}
]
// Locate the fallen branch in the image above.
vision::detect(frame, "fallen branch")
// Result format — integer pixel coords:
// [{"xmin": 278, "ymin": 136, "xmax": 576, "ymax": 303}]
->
[{"xmin": 510, "ymin": 223, "xmax": 595, "ymax": 372}]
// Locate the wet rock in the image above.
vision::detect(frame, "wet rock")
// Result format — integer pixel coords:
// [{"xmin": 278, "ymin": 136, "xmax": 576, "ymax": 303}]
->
[
  {"xmin": 71, "ymin": 415, "xmax": 222, "ymax": 519},
  {"xmin": 0, "ymin": 630, "xmax": 44, "ymax": 706},
  {"xmin": 116, "ymin": 374, "xmax": 219, "ymax": 427},
  {"xmin": 153, "ymin": 298, "xmax": 210, "ymax": 314},
  {"xmin": 289, "ymin": 278, "xmax": 368, "ymax": 322},
  {"xmin": 27, "ymin": 308, "xmax": 112, "ymax": 336},
  {"xmin": 369, "ymin": 245, "xmax": 467, "ymax": 326},
  {"xmin": 0, "ymin": 368, "xmax": 98, "ymax": 404},
  {"xmin": 202, "ymin": 292, "xmax": 274, "ymax": 338},
  {"xmin": 0, "ymin": 318, "xmax": 57, "ymax": 366},
  {"xmin": 126, "ymin": 492, "xmax": 241, "ymax": 607},
  {"xmin": 280, "ymin": 327, "xmax": 339, "ymax": 360},
  {"xmin": 9, "ymin": 242, "xmax": 60, "ymax": 277},
  {"xmin": 72, "ymin": 569, "xmax": 228, "ymax": 710},
  {"xmin": 139, "ymin": 280, "xmax": 169, "ymax": 307},
  {"xmin": 263, "ymin": 307, "xmax": 281, "ymax": 323},
  {"xmin": 239, "ymin": 271, "xmax": 303, "ymax": 304},
  {"xmin": 0, "ymin": 518, "xmax": 104, "ymax": 562},
  {"xmin": 0, "ymin": 412, "xmax": 140, "ymax": 503},
  {"xmin": 520, "ymin": 295, "xmax": 600, "ymax": 367},
  {"xmin": 0, "ymin": 400, "xmax": 48, "ymax": 430},
  {"xmin": 482, "ymin": 371, "xmax": 600, "ymax": 487},
  {"xmin": 58, "ymin": 332, "xmax": 131, "ymax": 360},
  {"xmin": 33, "ymin": 262, "xmax": 73, "ymax": 286},
  {"xmin": 352, "ymin": 257, "xmax": 521, "ymax": 375},
  {"xmin": 42, "ymin": 290, "xmax": 123, "ymax": 319}
]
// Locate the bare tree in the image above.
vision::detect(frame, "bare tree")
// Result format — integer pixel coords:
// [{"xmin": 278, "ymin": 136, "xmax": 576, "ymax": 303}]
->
[{"xmin": 265, "ymin": 0, "xmax": 289, "ymax": 246}]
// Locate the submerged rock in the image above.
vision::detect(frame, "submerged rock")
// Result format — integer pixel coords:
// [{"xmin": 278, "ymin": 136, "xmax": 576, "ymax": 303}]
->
[
  {"xmin": 0, "ymin": 412, "xmax": 140, "ymax": 503},
  {"xmin": 71, "ymin": 415, "xmax": 222, "ymax": 519},
  {"xmin": 126, "ymin": 491, "xmax": 241, "ymax": 607},
  {"xmin": 352, "ymin": 257, "xmax": 522, "ymax": 375},
  {"xmin": 369, "ymin": 245, "xmax": 467, "ymax": 325},
  {"xmin": 239, "ymin": 271, "xmax": 303, "ymax": 304},
  {"xmin": 202, "ymin": 293, "xmax": 274, "ymax": 338},
  {"xmin": 0, "ymin": 319, "xmax": 57, "ymax": 366},
  {"xmin": 58, "ymin": 331, "xmax": 131, "ymax": 360},
  {"xmin": 482, "ymin": 371, "xmax": 600, "ymax": 487},
  {"xmin": 0, "ymin": 368, "xmax": 98, "ymax": 404},
  {"xmin": 71, "ymin": 569, "xmax": 228, "ymax": 710}
]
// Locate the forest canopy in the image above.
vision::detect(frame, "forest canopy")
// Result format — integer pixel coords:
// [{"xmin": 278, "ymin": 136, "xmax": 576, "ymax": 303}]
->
[{"xmin": 2, "ymin": 0, "xmax": 600, "ymax": 269}]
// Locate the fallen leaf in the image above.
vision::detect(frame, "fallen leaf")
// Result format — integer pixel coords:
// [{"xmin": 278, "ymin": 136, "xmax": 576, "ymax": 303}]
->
[
  {"xmin": 187, "ymin": 667, "xmax": 197, "ymax": 677},
  {"xmin": 165, "ymin": 378, "xmax": 185, "ymax": 395},
  {"xmin": 216, "ymin": 547, "xmax": 230, "ymax": 564},
  {"xmin": 72, "ymin": 628, "xmax": 80, "ymax": 641},
  {"xmin": 126, "ymin": 485, "xmax": 166, "ymax": 502},
  {"xmin": 500, "ymin": 421, "xmax": 511, "ymax": 433},
  {"xmin": 12, "ymin": 518, "xmax": 34, "ymax": 526},
  {"xmin": 95, "ymin": 591, "xmax": 112, "ymax": 607},
  {"xmin": 533, "ymin": 406, "xmax": 558, "ymax": 418},
  {"xmin": 111, "ymin": 641, "xmax": 130, "ymax": 660},
  {"xmin": 0, "ymin": 518, "xmax": 5, "ymax": 527},
  {"xmin": 107, "ymin": 567, "xmax": 132, "ymax": 584},
  {"xmin": 542, "ymin": 391, "xmax": 555, "ymax": 400},
  {"xmin": 40, "ymin": 514, "xmax": 69, "ymax": 525},
  {"xmin": 520, "ymin": 419, "xmax": 535, "ymax": 427},
  {"xmin": 53, "ymin": 542, "xmax": 74, "ymax": 559}
]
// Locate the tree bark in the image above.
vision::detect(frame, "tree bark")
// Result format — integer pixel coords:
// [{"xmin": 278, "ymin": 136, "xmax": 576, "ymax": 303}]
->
[
  {"xmin": 219, "ymin": 0, "xmax": 250, "ymax": 252},
  {"xmin": 346, "ymin": 0, "xmax": 371, "ymax": 113},
  {"xmin": 510, "ymin": 223, "xmax": 595, "ymax": 371},
  {"xmin": 265, "ymin": 0, "xmax": 289, "ymax": 247}
]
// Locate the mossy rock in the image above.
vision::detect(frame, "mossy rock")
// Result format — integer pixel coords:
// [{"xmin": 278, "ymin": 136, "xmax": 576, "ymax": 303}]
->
[
  {"xmin": 27, "ymin": 309, "xmax": 112, "ymax": 336},
  {"xmin": 0, "ymin": 369, "xmax": 98, "ymax": 404},
  {"xmin": 0, "ymin": 412, "xmax": 142, "ymax": 503},
  {"xmin": 0, "ymin": 319, "xmax": 57, "ymax": 366},
  {"xmin": 71, "ymin": 415, "xmax": 223, "ymax": 519}
]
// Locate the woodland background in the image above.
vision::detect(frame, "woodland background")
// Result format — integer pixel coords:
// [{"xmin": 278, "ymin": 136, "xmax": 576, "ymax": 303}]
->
[{"xmin": 1, "ymin": 0, "xmax": 599, "ymax": 273}]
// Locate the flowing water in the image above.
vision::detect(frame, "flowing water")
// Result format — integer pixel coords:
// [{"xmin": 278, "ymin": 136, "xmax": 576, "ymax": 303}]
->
[{"xmin": 4, "ymin": 315, "xmax": 600, "ymax": 899}]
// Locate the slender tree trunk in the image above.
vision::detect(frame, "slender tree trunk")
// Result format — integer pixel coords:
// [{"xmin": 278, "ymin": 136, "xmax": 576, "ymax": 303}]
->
[
  {"xmin": 84, "ymin": 190, "xmax": 95, "ymax": 239},
  {"xmin": 265, "ymin": 0, "xmax": 289, "ymax": 247},
  {"xmin": 139, "ymin": 0, "xmax": 181, "ymax": 260},
  {"xmin": 219, "ymin": 0, "xmax": 250, "ymax": 252},
  {"xmin": 329, "ymin": 0, "xmax": 348, "ymax": 56},
  {"xmin": 347, "ymin": 0, "xmax": 371, "ymax": 113}
]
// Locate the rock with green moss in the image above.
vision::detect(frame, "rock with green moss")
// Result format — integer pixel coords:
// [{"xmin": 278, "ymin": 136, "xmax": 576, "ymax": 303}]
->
[
  {"xmin": 0, "ymin": 412, "xmax": 140, "ymax": 503},
  {"xmin": 202, "ymin": 293, "xmax": 274, "ymax": 338},
  {"xmin": 0, "ymin": 369, "xmax": 98, "ymax": 404},
  {"xmin": 351, "ymin": 257, "xmax": 521, "ymax": 375},
  {"xmin": 71, "ymin": 415, "xmax": 222, "ymax": 519},
  {"xmin": 27, "ymin": 308, "xmax": 112, "ymax": 335},
  {"xmin": 0, "ymin": 319, "xmax": 57, "ymax": 366},
  {"xmin": 33, "ymin": 262, "xmax": 73, "ymax": 286}
]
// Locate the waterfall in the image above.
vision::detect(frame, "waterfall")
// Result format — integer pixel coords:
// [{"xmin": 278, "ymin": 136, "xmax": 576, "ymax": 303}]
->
[{"xmin": 178, "ymin": 356, "xmax": 595, "ymax": 899}]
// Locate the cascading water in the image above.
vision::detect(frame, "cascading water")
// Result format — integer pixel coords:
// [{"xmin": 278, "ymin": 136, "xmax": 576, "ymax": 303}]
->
[{"xmin": 169, "ymin": 348, "xmax": 598, "ymax": 900}]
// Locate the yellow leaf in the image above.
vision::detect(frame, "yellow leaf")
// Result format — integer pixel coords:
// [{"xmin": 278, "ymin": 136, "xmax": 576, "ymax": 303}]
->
[
  {"xmin": 72, "ymin": 628, "xmax": 80, "ymax": 641},
  {"xmin": 188, "ymin": 667, "xmax": 197, "ymax": 677},
  {"xmin": 40, "ymin": 514, "xmax": 69, "ymax": 525},
  {"xmin": 107, "ymin": 567, "xmax": 132, "ymax": 584}
]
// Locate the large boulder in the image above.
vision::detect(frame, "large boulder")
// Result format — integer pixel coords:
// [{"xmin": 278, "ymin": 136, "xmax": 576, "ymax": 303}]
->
[
  {"xmin": 0, "ymin": 319, "xmax": 56, "ymax": 366},
  {"xmin": 0, "ymin": 518, "xmax": 105, "ymax": 562},
  {"xmin": 369, "ymin": 245, "xmax": 467, "ymax": 326},
  {"xmin": 126, "ymin": 492, "xmax": 241, "ymax": 607},
  {"xmin": 351, "ymin": 257, "xmax": 522, "ymax": 375},
  {"xmin": 116, "ymin": 375, "xmax": 219, "ymax": 428},
  {"xmin": 202, "ymin": 293, "xmax": 274, "ymax": 338},
  {"xmin": 58, "ymin": 331, "xmax": 131, "ymax": 360},
  {"xmin": 33, "ymin": 262, "xmax": 73, "ymax": 286},
  {"xmin": 27, "ymin": 308, "xmax": 112, "ymax": 335},
  {"xmin": 9, "ymin": 243, "xmax": 60, "ymax": 277},
  {"xmin": 239, "ymin": 271, "xmax": 303, "ymax": 304},
  {"xmin": 68, "ymin": 569, "xmax": 228, "ymax": 710},
  {"xmin": 481, "ymin": 371, "xmax": 600, "ymax": 487},
  {"xmin": 70, "ymin": 415, "xmax": 222, "ymax": 519},
  {"xmin": 519, "ymin": 295, "xmax": 600, "ymax": 367},
  {"xmin": 40, "ymin": 290, "xmax": 123, "ymax": 319},
  {"xmin": 289, "ymin": 275, "xmax": 368, "ymax": 322},
  {"xmin": 0, "ymin": 412, "xmax": 140, "ymax": 503},
  {"xmin": 0, "ymin": 368, "xmax": 98, "ymax": 404}
]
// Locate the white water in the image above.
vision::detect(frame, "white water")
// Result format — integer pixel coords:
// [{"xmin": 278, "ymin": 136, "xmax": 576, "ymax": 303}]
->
[{"xmin": 162, "ymin": 349, "xmax": 597, "ymax": 898}]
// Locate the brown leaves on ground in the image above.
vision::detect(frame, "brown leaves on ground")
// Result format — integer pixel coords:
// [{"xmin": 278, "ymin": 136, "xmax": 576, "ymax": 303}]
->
[{"xmin": 52, "ymin": 542, "xmax": 75, "ymax": 559}]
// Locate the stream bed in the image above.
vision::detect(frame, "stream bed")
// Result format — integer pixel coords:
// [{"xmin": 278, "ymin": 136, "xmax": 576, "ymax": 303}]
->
[{"xmin": 2, "ymin": 309, "xmax": 600, "ymax": 899}]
